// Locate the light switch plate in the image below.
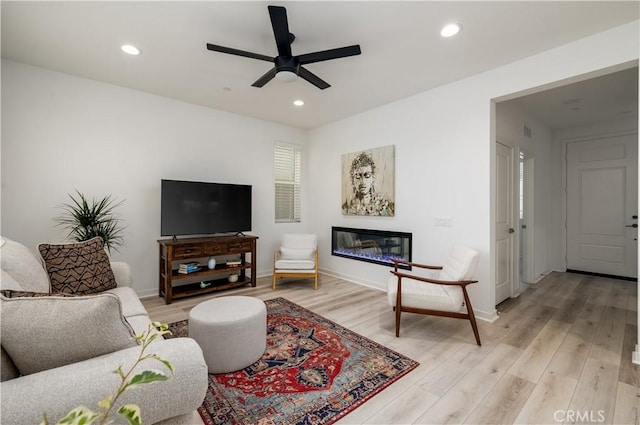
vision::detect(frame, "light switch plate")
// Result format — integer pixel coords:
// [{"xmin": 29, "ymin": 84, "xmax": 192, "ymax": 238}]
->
[{"xmin": 434, "ymin": 216, "xmax": 453, "ymax": 227}]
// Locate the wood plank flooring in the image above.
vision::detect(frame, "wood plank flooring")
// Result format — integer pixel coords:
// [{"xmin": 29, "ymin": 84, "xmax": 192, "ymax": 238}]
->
[{"xmin": 142, "ymin": 272, "xmax": 640, "ymax": 424}]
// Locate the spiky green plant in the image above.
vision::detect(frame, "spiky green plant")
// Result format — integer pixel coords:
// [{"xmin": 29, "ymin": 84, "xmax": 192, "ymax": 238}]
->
[{"xmin": 56, "ymin": 191, "xmax": 126, "ymax": 253}]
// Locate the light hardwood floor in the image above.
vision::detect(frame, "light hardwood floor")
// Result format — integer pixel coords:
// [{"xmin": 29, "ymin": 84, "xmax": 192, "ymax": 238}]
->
[{"xmin": 142, "ymin": 272, "xmax": 640, "ymax": 424}]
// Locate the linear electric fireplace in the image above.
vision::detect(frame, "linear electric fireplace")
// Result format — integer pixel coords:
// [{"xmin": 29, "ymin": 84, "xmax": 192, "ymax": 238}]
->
[{"xmin": 332, "ymin": 226, "xmax": 412, "ymax": 269}]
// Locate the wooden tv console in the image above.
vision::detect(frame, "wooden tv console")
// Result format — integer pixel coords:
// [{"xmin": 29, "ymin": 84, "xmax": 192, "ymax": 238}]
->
[{"xmin": 158, "ymin": 234, "xmax": 258, "ymax": 304}]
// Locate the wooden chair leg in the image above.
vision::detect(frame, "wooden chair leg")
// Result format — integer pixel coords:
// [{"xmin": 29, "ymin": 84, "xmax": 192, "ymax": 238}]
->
[
  {"xmin": 395, "ymin": 277, "xmax": 403, "ymax": 337},
  {"xmin": 468, "ymin": 315, "xmax": 481, "ymax": 346},
  {"xmin": 272, "ymin": 273, "xmax": 277, "ymax": 290},
  {"xmin": 462, "ymin": 287, "xmax": 481, "ymax": 346}
]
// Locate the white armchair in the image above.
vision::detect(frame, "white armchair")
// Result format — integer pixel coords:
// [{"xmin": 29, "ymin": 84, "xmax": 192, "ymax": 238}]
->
[
  {"xmin": 387, "ymin": 245, "xmax": 481, "ymax": 345},
  {"xmin": 273, "ymin": 234, "xmax": 318, "ymax": 290}
]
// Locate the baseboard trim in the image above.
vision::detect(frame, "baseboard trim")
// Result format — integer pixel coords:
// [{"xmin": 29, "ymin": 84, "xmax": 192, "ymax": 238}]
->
[
  {"xmin": 566, "ymin": 269, "xmax": 637, "ymax": 282},
  {"xmin": 318, "ymin": 268, "xmax": 386, "ymax": 293}
]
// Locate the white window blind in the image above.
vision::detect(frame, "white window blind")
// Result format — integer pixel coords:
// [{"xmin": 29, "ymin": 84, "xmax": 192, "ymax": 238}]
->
[{"xmin": 274, "ymin": 143, "xmax": 301, "ymax": 223}]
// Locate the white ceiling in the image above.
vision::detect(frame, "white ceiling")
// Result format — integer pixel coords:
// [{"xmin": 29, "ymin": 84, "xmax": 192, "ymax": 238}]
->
[
  {"xmin": 511, "ymin": 66, "xmax": 638, "ymax": 131},
  {"xmin": 2, "ymin": 1, "xmax": 638, "ymax": 129}
]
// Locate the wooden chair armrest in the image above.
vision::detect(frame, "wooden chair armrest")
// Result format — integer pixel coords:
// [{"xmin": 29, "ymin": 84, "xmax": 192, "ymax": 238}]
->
[
  {"xmin": 392, "ymin": 258, "xmax": 443, "ymax": 271},
  {"xmin": 390, "ymin": 270, "xmax": 478, "ymax": 287}
]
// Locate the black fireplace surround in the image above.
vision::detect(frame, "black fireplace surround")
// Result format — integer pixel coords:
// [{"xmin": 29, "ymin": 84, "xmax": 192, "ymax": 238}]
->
[{"xmin": 331, "ymin": 226, "xmax": 412, "ymax": 270}]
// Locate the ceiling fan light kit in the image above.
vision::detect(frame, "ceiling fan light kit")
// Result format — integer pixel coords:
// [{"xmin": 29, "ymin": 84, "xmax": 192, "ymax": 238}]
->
[
  {"xmin": 206, "ymin": 5, "xmax": 361, "ymax": 90},
  {"xmin": 276, "ymin": 70, "xmax": 298, "ymax": 83}
]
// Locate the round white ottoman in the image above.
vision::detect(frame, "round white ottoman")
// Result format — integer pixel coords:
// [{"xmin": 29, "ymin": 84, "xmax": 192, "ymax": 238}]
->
[{"xmin": 188, "ymin": 296, "xmax": 266, "ymax": 374}]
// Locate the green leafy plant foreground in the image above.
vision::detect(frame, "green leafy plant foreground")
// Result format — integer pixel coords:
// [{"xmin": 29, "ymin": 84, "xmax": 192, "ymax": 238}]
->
[
  {"xmin": 42, "ymin": 322, "xmax": 173, "ymax": 425},
  {"xmin": 55, "ymin": 190, "xmax": 126, "ymax": 253}
]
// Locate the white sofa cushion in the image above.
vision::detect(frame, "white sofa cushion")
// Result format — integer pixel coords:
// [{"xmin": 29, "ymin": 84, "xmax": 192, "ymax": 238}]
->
[
  {"xmin": 105, "ymin": 286, "xmax": 148, "ymax": 318},
  {"xmin": 275, "ymin": 259, "xmax": 316, "ymax": 270},
  {"xmin": 0, "ymin": 338, "xmax": 208, "ymax": 425},
  {"xmin": 0, "ymin": 237, "xmax": 50, "ymax": 293},
  {"xmin": 0, "ymin": 270, "xmax": 23, "ymax": 291},
  {"xmin": 1, "ymin": 293, "xmax": 136, "ymax": 375},
  {"xmin": 1, "ymin": 346, "xmax": 19, "ymax": 382},
  {"xmin": 279, "ymin": 247, "xmax": 315, "ymax": 260},
  {"xmin": 110, "ymin": 261, "xmax": 133, "ymax": 287}
]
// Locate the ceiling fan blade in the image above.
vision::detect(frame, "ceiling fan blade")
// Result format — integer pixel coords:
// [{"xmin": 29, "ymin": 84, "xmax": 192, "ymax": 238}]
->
[
  {"xmin": 251, "ymin": 67, "xmax": 278, "ymax": 88},
  {"xmin": 268, "ymin": 5, "xmax": 292, "ymax": 57},
  {"xmin": 206, "ymin": 43, "xmax": 273, "ymax": 63},
  {"xmin": 297, "ymin": 45, "xmax": 361, "ymax": 65},
  {"xmin": 298, "ymin": 66, "xmax": 330, "ymax": 90}
]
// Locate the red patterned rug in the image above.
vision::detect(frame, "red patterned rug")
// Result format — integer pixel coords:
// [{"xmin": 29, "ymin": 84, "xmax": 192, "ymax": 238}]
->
[{"xmin": 167, "ymin": 297, "xmax": 419, "ymax": 425}]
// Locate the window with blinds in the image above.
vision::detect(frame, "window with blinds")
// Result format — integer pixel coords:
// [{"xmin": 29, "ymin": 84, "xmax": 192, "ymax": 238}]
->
[{"xmin": 274, "ymin": 143, "xmax": 301, "ymax": 222}]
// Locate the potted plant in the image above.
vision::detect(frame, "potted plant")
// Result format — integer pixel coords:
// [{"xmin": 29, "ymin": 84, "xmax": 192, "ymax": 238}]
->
[{"xmin": 55, "ymin": 190, "xmax": 126, "ymax": 253}]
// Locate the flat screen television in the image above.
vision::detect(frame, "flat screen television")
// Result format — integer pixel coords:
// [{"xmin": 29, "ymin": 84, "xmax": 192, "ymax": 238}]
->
[{"xmin": 161, "ymin": 179, "xmax": 252, "ymax": 237}]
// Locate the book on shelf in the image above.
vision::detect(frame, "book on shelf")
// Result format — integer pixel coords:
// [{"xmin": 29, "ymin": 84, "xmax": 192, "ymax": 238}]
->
[
  {"xmin": 225, "ymin": 260, "xmax": 242, "ymax": 267},
  {"xmin": 178, "ymin": 262, "xmax": 201, "ymax": 274},
  {"xmin": 178, "ymin": 267, "xmax": 200, "ymax": 274}
]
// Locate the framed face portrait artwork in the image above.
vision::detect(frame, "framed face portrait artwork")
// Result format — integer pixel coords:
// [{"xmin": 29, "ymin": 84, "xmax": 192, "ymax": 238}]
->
[{"xmin": 341, "ymin": 145, "xmax": 395, "ymax": 216}]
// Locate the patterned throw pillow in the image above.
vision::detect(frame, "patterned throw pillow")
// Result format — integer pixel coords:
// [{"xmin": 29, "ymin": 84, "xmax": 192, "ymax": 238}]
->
[{"xmin": 38, "ymin": 237, "xmax": 117, "ymax": 295}]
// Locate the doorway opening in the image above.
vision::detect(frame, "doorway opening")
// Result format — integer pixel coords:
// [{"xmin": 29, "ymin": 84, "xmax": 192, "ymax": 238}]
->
[{"xmin": 519, "ymin": 150, "xmax": 535, "ymax": 284}]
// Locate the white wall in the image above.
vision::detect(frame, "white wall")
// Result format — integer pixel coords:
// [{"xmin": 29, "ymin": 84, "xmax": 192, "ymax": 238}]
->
[
  {"xmin": 307, "ymin": 20, "xmax": 639, "ymax": 320},
  {"xmin": 1, "ymin": 60, "xmax": 308, "ymax": 297},
  {"xmin": 496, "ymin": 100, "xmax": 554, "ymax": 283}
]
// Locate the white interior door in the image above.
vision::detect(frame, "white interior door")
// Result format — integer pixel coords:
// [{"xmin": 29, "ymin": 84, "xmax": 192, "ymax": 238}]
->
[
  {"xmin": 566, "ymin": 134, "xmax": 638, "ymax": 278},
  {"xmin": 496, "ymin": 142, "xmax": 514, "ymax": 304}
]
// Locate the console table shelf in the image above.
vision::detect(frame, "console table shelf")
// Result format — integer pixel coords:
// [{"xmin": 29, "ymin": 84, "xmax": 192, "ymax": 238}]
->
[{"xmin": 158, "ymin": 235, "xmax": 258, "ymax": 304}]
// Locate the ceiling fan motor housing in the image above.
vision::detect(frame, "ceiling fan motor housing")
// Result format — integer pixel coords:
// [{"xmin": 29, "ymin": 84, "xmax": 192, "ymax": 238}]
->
[{"xmin": 275, "ymin": 56, "xmax": 299, "ymax": 74}]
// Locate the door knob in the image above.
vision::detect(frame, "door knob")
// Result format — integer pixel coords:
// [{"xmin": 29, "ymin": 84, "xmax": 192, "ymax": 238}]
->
[
  {"xmin": 626, "ymin": 223, "xmax": 638, "ymax": 228},
  {"xmin": 508, "ymin": 228, "xmax": 515, "ymax": 233}
]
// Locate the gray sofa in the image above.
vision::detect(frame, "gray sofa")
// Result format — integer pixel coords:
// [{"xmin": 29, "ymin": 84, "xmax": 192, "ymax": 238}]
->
[{"xmin": 0, "ymin": 237, "xmax": 208, "ymax": 425}]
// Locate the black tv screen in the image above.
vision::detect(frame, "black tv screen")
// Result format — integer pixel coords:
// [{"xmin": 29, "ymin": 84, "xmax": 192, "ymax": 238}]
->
[{"xmin": 161, "ymin": 179, "xmax": 252, "ymax": 237}]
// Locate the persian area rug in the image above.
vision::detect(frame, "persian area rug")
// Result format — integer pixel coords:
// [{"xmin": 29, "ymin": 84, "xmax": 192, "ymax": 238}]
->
[{"xmin": 167, "ymin": 297, "xmax": 419, "ymax": 425}]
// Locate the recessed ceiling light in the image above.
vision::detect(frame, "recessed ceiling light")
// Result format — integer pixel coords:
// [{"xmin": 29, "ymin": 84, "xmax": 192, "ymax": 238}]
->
[
  {"xmin": 121, "ymin": 44, "xmax": 141, "ymax": 55},
  {"xmin": 440, "ymin": 23, "xmax": 461, "ymax": 38},
  {"xmin": 293, "ymin": 100, "xmax": 304, "ymax": 107}
]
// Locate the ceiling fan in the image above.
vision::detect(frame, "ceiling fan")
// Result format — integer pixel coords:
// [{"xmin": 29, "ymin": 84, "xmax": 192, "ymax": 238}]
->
[{"xmin": 206, "ymin": 5, "xmax": 361, "ymax": 90}]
